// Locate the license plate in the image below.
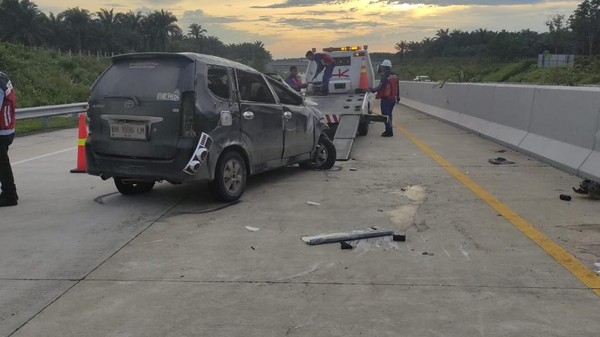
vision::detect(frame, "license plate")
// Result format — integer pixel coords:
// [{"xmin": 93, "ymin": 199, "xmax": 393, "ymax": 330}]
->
[{"xmin": 110, "ymin": 122, "xmax": 147, "ymax": 140}]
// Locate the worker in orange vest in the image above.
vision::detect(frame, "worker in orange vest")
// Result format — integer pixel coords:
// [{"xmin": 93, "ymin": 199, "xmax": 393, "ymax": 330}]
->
[
  {"xmin": 0, "ymin": 71, "xmax": 17, "ymax": 206},
  {"xmin": 370, "ymin": 60, "xmax": 399, "ymax": 137}
]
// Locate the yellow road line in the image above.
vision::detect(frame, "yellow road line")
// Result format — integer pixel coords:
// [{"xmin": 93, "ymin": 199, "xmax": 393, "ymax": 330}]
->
[{"xmin": 393, "ymin": 122, "xmax": 600, "ymax": 296}]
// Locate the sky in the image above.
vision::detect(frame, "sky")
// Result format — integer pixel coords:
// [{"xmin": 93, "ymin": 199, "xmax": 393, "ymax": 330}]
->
[{"xmin": 34, "ymin": 0, "xmax": 581, "ymax": 58}]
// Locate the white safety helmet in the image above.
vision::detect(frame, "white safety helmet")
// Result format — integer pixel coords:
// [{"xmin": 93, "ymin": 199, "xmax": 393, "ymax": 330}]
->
[{"xmin": 381, "ymin": 59, "xmax": 392, "ymax": 68}]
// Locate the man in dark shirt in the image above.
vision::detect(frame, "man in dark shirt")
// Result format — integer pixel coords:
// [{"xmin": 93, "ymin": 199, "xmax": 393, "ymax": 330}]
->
[{"xmin": 285, "ymin": 66, "xmax": 308, "ymax": 92}]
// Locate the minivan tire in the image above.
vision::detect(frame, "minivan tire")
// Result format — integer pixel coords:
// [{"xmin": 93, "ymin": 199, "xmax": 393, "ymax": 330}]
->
[
  {"xmin": 300, "ymin": 134, "xmax": 336, "ymax": 170},
  {"xmin": 114, "ymin": 177, "xmax": 155, "ymax": 195},
  {"xmin": 211, "ymin": 150, "xmax": 247, "ymax": 202}
]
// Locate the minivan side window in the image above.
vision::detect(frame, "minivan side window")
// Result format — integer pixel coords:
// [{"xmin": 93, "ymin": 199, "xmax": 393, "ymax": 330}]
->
[
  {"xmin": 235, "ymin": 70, "xmax": 276, "ymax": 104},
  {"xmin": 207, "ymin": 66, "xmax": 230, "ymax": 100},
  {"xmin": 266, "ymin": 77, "xmax": 303, "ymax": 106}
]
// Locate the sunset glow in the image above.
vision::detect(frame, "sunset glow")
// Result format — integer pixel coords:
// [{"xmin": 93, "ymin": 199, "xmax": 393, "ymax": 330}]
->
[{"xmin": 33, "ymin": 0, "xmax": 581, "ymax": 58}]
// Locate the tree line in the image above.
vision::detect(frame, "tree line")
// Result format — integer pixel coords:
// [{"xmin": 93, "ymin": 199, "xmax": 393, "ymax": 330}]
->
[
  {"xmin": 395, "ymin": 0, "xmax": 600, "ymax": 59},
  {"xmin": 0, "ymin": 0, "xmax": 272, "ymax": 70}
]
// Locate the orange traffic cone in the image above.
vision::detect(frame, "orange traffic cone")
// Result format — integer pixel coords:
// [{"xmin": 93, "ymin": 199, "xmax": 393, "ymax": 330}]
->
[
  {"xmin": 358, "ymin": 57, "xmax": 369, "ymax": 92},
  {"xmin": 70, "ymin": 113, "xmax": 87, "ymax": 173}
]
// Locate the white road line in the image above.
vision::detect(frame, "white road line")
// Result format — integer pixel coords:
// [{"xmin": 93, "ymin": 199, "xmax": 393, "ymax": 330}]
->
[{"xmin": 13, "ymin": 147, "xmax": 77, "ymax": 166}]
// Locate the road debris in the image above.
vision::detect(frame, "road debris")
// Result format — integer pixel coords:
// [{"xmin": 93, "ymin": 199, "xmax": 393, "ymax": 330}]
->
[
  {"xmin": 559, "ymin": 194, "xmax": 572, "ymax": 201},
  {"xmin": 393, "ymin": 234, "xmax": 406, "ymax": 242},
  {"xmin": 245, "ymin": 226, "xmax": 260, "ymax": 232},
  {"xmin": 573, "ymin": 179, "xmax": 600, "ymax": 199},
  {"xmin": 422, "ymin": 252, "xmax": 434, "ymax": 256},
  {"xmin": 594, "ymin": 263, "xmax": 600, "ymax": 275},
  {"xmin": 496, "ymin": 149, "xmax": 507, "ymax": 153},
  {"xmin": 349, "ymin": 168, "xmax": 358, "ymax": 171},
  {"xmin": 306, "ymin": 201, "xmax": 321, "ymax": 206},
  {"xmin": 301, "ymin": 228, "xmax": 400, "ymax": 245},
  {"xmin": 489, "ymin": 157, "xmax": 515, "ymax": 165}
]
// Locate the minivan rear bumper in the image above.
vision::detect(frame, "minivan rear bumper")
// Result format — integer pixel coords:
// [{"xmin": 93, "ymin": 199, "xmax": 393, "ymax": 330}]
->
[{"xmin": 85, "ymin": 138, "xmax": 211, "ymax": 183}]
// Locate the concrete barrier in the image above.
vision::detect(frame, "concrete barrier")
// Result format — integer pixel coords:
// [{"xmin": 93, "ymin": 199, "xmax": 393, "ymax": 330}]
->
[
  {"xmin": 578, "ymin": 115, "xmax": 600, "ymax": 180},
  {"xmin": 400, "ymin": 82, "xmax": 463, "ymax": 124},
  {"xmin": 518, "ymin": 86, "xmax": 600, "ymax": 174},
  {"xmin": 398, "ymin": 81, "xmax": 600, "ymax": 181},
  {"xmin": 458, "ymin": 84, "xmax": 535, "ymax": 147}
]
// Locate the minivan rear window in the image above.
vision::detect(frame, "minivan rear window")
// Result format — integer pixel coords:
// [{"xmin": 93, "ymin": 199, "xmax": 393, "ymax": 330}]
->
[{"xmin": 93, "ymin": 58, "xmax": 193, "ymax": 99}]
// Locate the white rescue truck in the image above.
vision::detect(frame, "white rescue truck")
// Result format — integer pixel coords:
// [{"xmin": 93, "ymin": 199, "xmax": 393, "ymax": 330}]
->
[{"xmin": 305, "ymin": 45, "xmax": 386, "ymax": 160}]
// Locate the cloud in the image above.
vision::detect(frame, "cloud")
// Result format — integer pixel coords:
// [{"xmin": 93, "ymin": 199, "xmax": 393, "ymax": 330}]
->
[
  {"xmin": 252, "ymin": 0, "xmax": 352, "ymax": 9},
  {"xmin": 368, "ymin": 0, "xmax": 552, "ymax": 5},
  {"xmin": 253, "ymin": 0, "xmax": 556, "ymax": 9},
  {"xmin": 179, "ymin": 9, "xmax": 277, "ymax": 45},
  {"xmin": 276, "ymin": 17, "xmax": 380, "ymax": 30}
]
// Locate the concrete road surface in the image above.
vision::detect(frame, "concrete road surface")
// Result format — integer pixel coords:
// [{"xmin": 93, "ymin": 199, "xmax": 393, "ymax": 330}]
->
[{"xmin": 1, "ymin": 105, "xmax": 600, "ymax": 337}]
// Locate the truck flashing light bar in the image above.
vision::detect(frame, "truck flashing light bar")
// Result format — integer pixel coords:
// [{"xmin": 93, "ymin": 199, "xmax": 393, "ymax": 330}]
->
[{"xmin": 322, "ymin": 45, "xmax": 368, "ymax": 52}]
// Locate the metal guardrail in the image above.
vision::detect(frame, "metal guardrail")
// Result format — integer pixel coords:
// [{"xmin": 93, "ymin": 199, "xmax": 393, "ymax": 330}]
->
[{"xmin": 15, "ymin": 102, "xmax": 88, "ymax": 120}]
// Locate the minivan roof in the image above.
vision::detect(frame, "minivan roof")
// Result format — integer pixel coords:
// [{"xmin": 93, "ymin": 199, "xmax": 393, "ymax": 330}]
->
[{"xmin": 112, "ymin": 52, "xmax": 259, "ymax": 74}]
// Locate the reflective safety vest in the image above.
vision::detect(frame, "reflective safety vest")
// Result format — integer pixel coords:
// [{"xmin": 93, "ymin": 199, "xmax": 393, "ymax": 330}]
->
[
  {"xmin": 0, "ymin": 73, "xmax": 16, "ymax": 131},
  {"xmin": 376, "ymin": 74, "xmax": 399, "ymax": 100}
]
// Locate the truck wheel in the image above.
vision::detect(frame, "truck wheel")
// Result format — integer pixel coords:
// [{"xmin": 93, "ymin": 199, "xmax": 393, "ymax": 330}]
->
[
  {"xmin": 211, "ymin": 150, "xmax": 247, "ymax": 202},
  {"xmin": 114, "ymin": 177, "xmax": 155, "ymax": 195},
  {"xmin": 358, "ymin": 103, "xmax": 372, "ymax": 136},
  {"xmin": 357, "ymin": 120, "xmax": 369, "ymax": 136},
  {"xmin": 300, "ymin": 134, "xmax": 336, "ymax": 170}
]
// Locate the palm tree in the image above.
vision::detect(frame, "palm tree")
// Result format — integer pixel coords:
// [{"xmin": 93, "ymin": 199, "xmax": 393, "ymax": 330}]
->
[
  {"xmin": 395, "ymin": 40, "xmax": 408, "ymax": 57},
  {"xmin": 96, "ymin": 8, "xmax": 117, "ymax": 53},
  {"xmin": 58, "ymin": 7, "xmax": 92, "ymax": 52},
  {"xmin": 0, "ymin": 0, "xmax": 49, "ymax": 46},
  {"xmin": 187, "ymin": 23, "xmax": 207, "ymax": 52},
  {"xmin": 142, "ymin": 10, "xmax": 180, "ymax": 51},
  {"xmin": 116, "ymin": 10, "xmax": 143, "ymax": 52}
]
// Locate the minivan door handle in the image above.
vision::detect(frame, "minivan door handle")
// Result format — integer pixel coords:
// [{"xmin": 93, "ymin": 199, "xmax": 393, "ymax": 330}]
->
[
  {"xmin": 242, "ymin": 111, "xmax": 254, "ymax": 120},
  {"xmin": 283, "ymin": 111, "xmax": 292, "ymax": 119}
]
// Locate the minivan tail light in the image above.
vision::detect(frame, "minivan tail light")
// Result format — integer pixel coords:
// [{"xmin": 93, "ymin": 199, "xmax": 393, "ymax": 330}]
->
[{"xmin": 181, "ymin": 91, "xmax": 195, "ymax": 137}]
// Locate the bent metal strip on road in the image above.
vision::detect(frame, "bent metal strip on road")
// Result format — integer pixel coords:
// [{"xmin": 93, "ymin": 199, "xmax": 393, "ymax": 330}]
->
[{"xmin": 393, "ymin": 121, "xmax": 600, "ymax": 297}]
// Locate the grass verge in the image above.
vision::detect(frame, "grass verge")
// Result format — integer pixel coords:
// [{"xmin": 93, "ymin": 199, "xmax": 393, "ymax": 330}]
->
[{"xmin": 16, "ymin": 116, "xmax": 79, "ymax": 136}]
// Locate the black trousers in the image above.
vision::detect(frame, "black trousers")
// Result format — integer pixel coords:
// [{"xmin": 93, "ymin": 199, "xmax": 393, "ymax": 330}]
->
[{"xmin": 0, "ymin": 133, "xmax": 16, "ymax": 194}]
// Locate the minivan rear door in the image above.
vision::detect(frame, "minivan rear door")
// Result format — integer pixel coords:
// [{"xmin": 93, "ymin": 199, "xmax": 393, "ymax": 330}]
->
[{"xmin": 88, "ymin": 54, "xmax": 195, "ymax": 159}]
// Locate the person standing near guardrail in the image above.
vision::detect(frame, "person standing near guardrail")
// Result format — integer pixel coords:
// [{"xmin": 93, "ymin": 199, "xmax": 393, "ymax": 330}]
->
[
  {"xmin": 369, "ymin": 59, "xmax": 399, "ymax": 137},
  {"xmin": 306, "ymin": 50, "xmax": 335, "ymax": 95},
  {"xmin": 0, "ymin": 71, "xmax": 17, "ymax": 207}
]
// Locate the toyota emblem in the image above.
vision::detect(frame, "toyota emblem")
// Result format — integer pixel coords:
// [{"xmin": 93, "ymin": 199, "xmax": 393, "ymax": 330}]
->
[{"xmin": 123, "ymin": 99, "xmax": 135, "ymax": 109}]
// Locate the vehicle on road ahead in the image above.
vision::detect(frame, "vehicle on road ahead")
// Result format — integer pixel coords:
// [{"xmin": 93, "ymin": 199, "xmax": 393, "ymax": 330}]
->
[
  {"xmin": 86, "ymin": 52, "xmax": 335, "ymax": 201},
  {"xmin": 306, "ymin": 45, "xmax": 376, "ymax": 137}
]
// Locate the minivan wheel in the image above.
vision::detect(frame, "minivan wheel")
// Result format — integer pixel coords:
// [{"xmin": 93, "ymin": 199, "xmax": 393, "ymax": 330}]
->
[
  {"xmin": 211, "ymin": 151, "xmax": 247, "ymax": 202},
  {"xmin": 114, "ymin": 177, "xmax": 155, "ymax": 195},
  {"xmin": 300, "ymin": 134, "xmax": 336, "ymax": 170}
]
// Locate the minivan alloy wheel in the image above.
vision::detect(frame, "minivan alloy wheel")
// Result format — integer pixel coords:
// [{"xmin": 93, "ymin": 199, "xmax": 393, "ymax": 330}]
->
[
  {"xmin": 211, "ymin": 151, "xmax": 247, "ymax": 202},
  {"xmin": 299, "ymin": 134, "xmax": 336, "ymax": 170},
  {"xmin": 223, "ymin": 158, "xmax": 243, "ymax": 195}
]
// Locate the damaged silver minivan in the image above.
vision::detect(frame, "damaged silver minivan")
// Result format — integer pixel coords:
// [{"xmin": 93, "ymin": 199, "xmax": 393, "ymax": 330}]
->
[{"xmin": 86, "ymin": 53, "xmax": 336, "ymax": 201}]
